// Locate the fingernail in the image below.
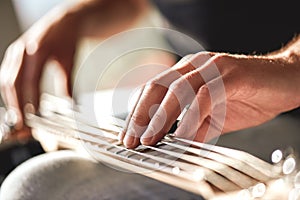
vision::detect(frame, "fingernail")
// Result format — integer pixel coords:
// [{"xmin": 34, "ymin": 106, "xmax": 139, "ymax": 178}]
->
[
  {"xmin": 4, "ymin": 108, "xmax": 18, "ymax": 127},
  {"xmin": 24, "ymin": 103, "xmax": 36, "ymax": 114},
  {"xmin": 174, "ymin": 125, "xmax": 186, "ymax": 138},
  {"xmin": 140, "ymin": 135, "xmax": 152, "ymax": 145},
  {"xmin": 123, "ymin": 134, "xmax": 135, "ymax": 148},
  {"xmin": 140, "ymin": 130, "xmax": 153, "ymax": 145}
]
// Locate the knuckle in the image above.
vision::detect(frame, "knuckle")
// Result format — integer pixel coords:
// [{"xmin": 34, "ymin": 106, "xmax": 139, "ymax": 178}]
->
[
  {"xmin": 180, "ymin": 54, "xmax": 194, "ymax": 61},
  {"xmin": 194, "ymin": 51, "xmax": 215, "ymax": 59},
  {"xmin": 178, "ymin": 54, "xmax": 194, "ymax": 64},
  {"xmin": 206, "ymin": 53, "xmax": 236, "ymax": 75},
  {"xmin": 211, "ymin": 53, "xmax": 234, "ymax": 68},
  {"xmin": 152, "ymin": 111, "xmax": 166, "ymax": 123},
  {"xmin": 169, "ymin": 78, "xmax": 185, "ymax": 92},
  {"xmin": 130, "ymin": 113, "xmax": 149, "ymax": 126},
  {"xmin": 145, "ymin": 78, "xmax": 165, "ymax": 92},
  {"xmin": 184, "ymin": 52, "xmax": 215, "ymax": 70},
  {"xmin": 145, "ymin": 79, "xmax": 158, "ymax": 90},
  {"xmin": 212, "ymin": 53, "xmax": 230, "ymax": 62},
  {"xmin": 169, "ymin": 79, "xmax": 193, "ymax": 105}
]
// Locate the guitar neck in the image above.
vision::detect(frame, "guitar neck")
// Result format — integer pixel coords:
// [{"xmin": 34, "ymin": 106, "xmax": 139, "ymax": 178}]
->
[{"xmin": 26, "ymin": 94, "xmax": 296, "ymax": 199}]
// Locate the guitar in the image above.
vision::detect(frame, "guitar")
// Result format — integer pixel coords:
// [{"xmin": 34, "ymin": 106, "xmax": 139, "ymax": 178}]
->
[{"xmin": 24, "ymin": 93, "xmax": 300, "ymax": 200}]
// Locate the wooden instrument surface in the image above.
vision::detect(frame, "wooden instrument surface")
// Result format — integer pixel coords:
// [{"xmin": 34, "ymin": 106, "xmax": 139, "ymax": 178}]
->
[{"xmin": 26, "ymin": 93, "xmax": 299, "ymax": 200}]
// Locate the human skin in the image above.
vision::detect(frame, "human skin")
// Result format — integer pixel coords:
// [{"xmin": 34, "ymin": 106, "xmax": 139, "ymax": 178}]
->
[
  {"xmin": 0, "ymin": 0, "xmax": 149, "ymax": 138},
  {"xmin": 1, "ymin": 0, "xmax": 300, "ymax": 148},
  {"xmin": 119, "ymin": 37, "xmax": 300, "ymax": 148}
]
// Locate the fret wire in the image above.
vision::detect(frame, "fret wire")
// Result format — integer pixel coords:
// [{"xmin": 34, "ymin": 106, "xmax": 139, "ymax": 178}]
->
[
  {"xmin": 82, "ymin": 144, "xmax": 227, "ymax": 197},
  {"xmin": 31, "ymin": 114, "xmax": 191, "ymax": 175},
  {"xmin": 42, "ymin": 96, "xmax": 276, "ymax": 177},
  {"xmin": 115, "ymin": 149, "xmax": 127, "ymax": 155},
  {"xmin": 28, "ymin": 101, "xmax": 288, "ymax": 195},
  {"xmin": 83, "ymin": 148, "xmax": 216, "ymax": 199},
  {"xmin": 27, "ymin": 113, "xmax": 247, "ymax": 192},
  {"xmin": 143, "ymin": 145, "xmax": 257, "ymax": 189},
  {"xmin": 169, "ymin": 136, "xmax": 282, "ymax": 177},
  {"xmin": 54, "ymin": 106, "xmax": 274, "ymax": 181},
  {"xmin": 161, "ymin": 141, "xmax": 273, "ymax": 182},
  {"xmin": 29, "ymin": 114, "xmax": 189, "ymax": 180},
  {"xmin": 124, "ymin": 152, "xmax": 138, "ymax": 159},
  {"xmin": 83, "ymin": 142, "xmax": 198, "ymax": 182},
  {"xmin": 39, "ymin": 94, "xmax": 280, "ymax": 177},
  {"xmin": 105, "ymin": 146, "xmax": 116, "ymax": 152},
  {"xmin": 81, "ymin": 132, "xmax": 200, "ymax": 174},
  {"xmin": 29, "ymin": 112, "xmax": 277, "ymax": 187},
  {"xmin": 85, "ymin": 141, "xmax": 241, "ymax": 192},
  {"xmin": 29, "ymin": 113, "xmax": 240, "ymax": 190},
  {"xmin": 124, "ymin": 148, "xmax": 202, "ymax": 174},
  {"xmin": 35, "ymin": 110, "xmax": 213, "ymax": 174},
  {"xmin": 29, "ymin": 113, "xmax": 256, "ymax": 188}
]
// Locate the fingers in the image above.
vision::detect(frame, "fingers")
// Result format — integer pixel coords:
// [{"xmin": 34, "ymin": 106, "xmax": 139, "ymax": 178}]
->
[
  {"xmin": 175, "ymin": 76, "xmax": 227, "ymax": 143},
  {"xmin": 20, "ymin": 48, "xmax": 47, "ymax": 111},
  {"xmin": 122, "ymin": 52, "xmax": 218, "ymax": 148},
  {"xmin": 139, "ymin": 88, "xmax": 182, "ymax": 145},
  {"xmin": 0, "ymin": 86, "xmax": 23, "ymax": 130},
  {"xmin": 174, "ymin": 85, "xmax": 211, "ymax": 141},
  {"xmin": 118, "ymin": 54, "xmax": 197, "ymax": 144},
  {"xmin": 54, "ymin": 46, "xmax": 76, "ymax": 97},
  {"xmin": 119, "ymin": 56, "xmax": 194, "ymax": 148},
  {"xmin": 0, "ymin": 40, "xmax": 47, "ymax": 130},
  {"xmin": 140, "ymin": 68, "xmax": 204, "ymax": 145},
  {"xmin": 0, "ymin": 42, "xmax": 27, "ymax": 129},
  {"xmin": 122, "ymin": 80, "xmax": 170, "ymax": 148},
  {"xmin": 118, "ymin": 85, "xmax": 145, "ymax": 142},
  {"xmin": 121, "ymin": 60, "xmax": 189, "ymax": 148}
]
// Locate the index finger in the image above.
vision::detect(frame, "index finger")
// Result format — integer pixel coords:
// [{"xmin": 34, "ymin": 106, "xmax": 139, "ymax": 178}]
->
[
  {"xmin": 0, "ymin": 41, "xmax": 26, "ymax": 129},
  {"xmin": 122, "ymin": 53, "xmax": 214, "ymax": 148}
]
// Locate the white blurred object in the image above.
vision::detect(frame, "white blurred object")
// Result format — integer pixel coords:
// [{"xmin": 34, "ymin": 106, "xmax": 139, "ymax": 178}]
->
[
  {"xmin": 4, "ymin": 109, "xmax": 18, "ymax": 127},
  {"xmin": 295, "ymin": 171, "xmax": 300, "ymax": 188},
  {"xmin": 283, "ymin": 157, "xmax": 297, "ymax": 175},
  {"xmin": 250, "ymin": 183, "xmax": 266, "ymax": 198},
  {"xmin": 289, "ymin": 188, "xmax": 300, "ymax": 200},
  {"xmin": 12, "ymin": 0, "xmax": 62, "ymax": 31},
  {"xmin": 272, "ymin": 149, "xmax": 283, "ymax": 164}
]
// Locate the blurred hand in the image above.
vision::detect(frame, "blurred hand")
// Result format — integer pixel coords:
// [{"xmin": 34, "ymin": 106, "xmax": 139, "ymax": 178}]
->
[
  {"xmin": 0, "ymin": 0, "xmax": 149, "ymax": 141},
  {"xmin": 119, "ymin": 52, "xmax": 300, "ymax": 148},
  {"xmin": 0, "ymin": 6, "xmax": 79, "ymax": 137}
]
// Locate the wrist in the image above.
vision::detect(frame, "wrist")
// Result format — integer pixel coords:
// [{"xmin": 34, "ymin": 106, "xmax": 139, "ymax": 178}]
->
[
  {"xmin": 270, "ymin": 36, "xmax": 300, "ymax": 65},
  {"xmin": 265, "ymin": 43, "xmax": 300, "ymax": 109},
  {"xmin": 279, "ymin": 48, "xmax": 300, "ymax": 108}
]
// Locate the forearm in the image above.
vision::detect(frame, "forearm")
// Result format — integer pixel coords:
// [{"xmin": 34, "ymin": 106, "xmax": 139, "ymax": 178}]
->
[
  {"xmin": 66, "ymin": 0, "xmax": 150, "ymax": 39},
  {"xmin": 273, "ymin": 35, "xmax": 300, "ymax": 107}
]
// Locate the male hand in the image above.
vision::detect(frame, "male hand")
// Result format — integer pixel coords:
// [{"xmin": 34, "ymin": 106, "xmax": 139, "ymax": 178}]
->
[
  {"xmin": 119, "ymin": 52, "xmax": 300, "ymax": 148},
  {"xmin": 0, "ymin": 6, "xmax": 79, "ymax": 138}
]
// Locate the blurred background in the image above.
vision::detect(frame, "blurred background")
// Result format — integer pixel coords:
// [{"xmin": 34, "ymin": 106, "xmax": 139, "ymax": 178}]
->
[{"xmin": 0, "ymin": 0, "xmax": 300, "ymax": 193}]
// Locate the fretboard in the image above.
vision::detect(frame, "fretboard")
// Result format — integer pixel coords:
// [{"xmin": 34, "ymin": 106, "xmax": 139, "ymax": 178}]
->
[{"xmin": 26, "ymin": 94, "xmax": 291, "ymax": 199}]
